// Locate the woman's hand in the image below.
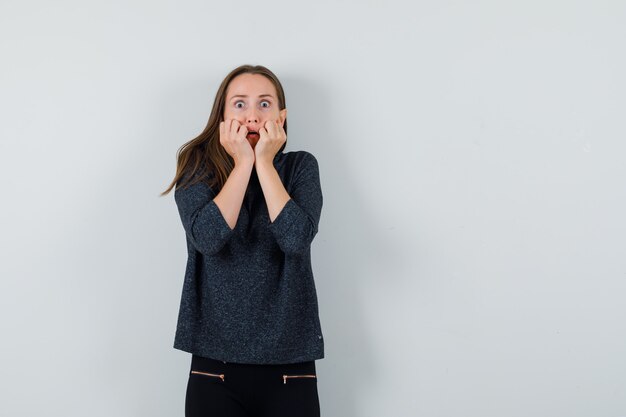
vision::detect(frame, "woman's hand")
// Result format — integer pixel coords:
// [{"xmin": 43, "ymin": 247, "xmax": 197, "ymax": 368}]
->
[
  {"xmin": 219, "ymin": 119, "xmax": 255, "ymax": 166},
  {"xmin": 254, "ymin": 120, "xmax": 286, "ymax": 165}
]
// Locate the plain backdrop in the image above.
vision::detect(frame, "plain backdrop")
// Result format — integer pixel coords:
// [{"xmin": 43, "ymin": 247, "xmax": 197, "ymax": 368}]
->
[{"xmin": 1, "ymin": 1, "xmax": 625, "ymax": 416}]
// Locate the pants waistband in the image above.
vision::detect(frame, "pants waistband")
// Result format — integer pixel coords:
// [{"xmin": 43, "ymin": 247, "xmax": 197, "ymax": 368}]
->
[{"xmin": 191, "ymin": 354, "xmax": 316, "ymax": 374}]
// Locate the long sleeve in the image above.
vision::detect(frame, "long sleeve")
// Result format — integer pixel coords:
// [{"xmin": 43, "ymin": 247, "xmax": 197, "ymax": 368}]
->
[
  {"xmin": 267, "ymin": 152, "xmax": 323, "ymax": 255},
  {"xmin": 174, "ymin": 174, "xmax": 235, "ymax": 256}
]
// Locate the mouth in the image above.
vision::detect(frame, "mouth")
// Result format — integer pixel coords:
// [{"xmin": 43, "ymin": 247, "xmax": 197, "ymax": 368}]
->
[{"xmin": 246, "ymin": 131, "xmax": 260, "ymax": 140}]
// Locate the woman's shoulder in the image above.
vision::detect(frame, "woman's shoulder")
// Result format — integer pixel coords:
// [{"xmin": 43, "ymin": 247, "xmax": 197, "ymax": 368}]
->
[
  {"xmin": 281, "ymin": 150, "xmax": 319, "ymax": 166},
  {"xmin": 276, "ymin": 151, "xmax": 316, "ymax": 176}
]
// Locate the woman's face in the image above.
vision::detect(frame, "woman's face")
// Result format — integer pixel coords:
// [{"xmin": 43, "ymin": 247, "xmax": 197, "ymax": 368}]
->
[{"xmin": 223, "ymin": 73, "xmax": 287, "ymax": 149}]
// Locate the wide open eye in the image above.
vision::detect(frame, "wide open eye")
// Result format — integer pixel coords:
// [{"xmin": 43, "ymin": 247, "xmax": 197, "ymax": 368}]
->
[
  {"xmin": 260, "ymin": 100, "xmax": 270, "ymax": 108},
  {"xmin": 235, "ymin": 100, "xmax": 245, "ymax": 109}
]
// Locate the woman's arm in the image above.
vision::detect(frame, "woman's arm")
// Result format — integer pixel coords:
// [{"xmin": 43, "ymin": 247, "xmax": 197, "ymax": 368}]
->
[
  {"xmin": 256, "ymin": 152, "xmax": 323, "ymax": 255},
  {"xmin": 213, "ymin": 160, "xmax": 255, "ymax": 229},
  {"xmin": 174, "ymin": 159, "xmax": 254, "ymax": 255},
  {"xmin": 255, "ymin": 161, "xmax": 291, "ymax": 223}
]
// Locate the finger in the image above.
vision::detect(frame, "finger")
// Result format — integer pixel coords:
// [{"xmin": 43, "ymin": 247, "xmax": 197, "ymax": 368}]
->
[
  {"xmin": 223, "ymin": 119, "xmax": 232, "ymax": 139},
  {"xmin": 226, "ymin": 118, "xmax": 232, "ymax": 134},
  {"xmin": 230, "ymin": 119, "xmax": 240, "ymax": 137},
  {"xmin": 221, "ymin": 120, "xmax": 230, "ymax": 144},
  {"xmin": 275, "ymin": 120, "xmax": 283, "ymax": 138},
  {"xmin": 265, "ymin": 119, "xmax": 276, "ymax": 137},
  {"xmin": 259, "ymin": 126, "xmax": 268, "ymax": 139}
]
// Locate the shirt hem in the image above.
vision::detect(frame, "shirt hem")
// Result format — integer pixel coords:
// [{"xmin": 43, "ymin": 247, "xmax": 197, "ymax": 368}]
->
[{"xmin": 173, "ymin": 339, "xmax": 324, "ymax": 365}]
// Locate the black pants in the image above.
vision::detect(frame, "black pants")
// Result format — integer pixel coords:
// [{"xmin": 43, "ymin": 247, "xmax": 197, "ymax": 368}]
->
[{"xmin": 185, "ymin": 354, "xmax": 321, "ymax": 417}]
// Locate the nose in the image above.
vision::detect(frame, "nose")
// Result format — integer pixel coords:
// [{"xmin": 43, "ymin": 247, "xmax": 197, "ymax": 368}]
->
[{"xmin": 246, "ymin": 109, "xmax": 260, "ymax": 124}]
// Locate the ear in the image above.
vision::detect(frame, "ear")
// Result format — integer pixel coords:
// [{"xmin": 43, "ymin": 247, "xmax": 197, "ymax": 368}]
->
[{"xmin": 278, "ymin": 108, "xmax": 287, "ymax": 127}]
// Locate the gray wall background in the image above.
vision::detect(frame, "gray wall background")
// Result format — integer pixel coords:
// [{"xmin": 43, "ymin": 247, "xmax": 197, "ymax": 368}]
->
[{"xmin": 1, "ymin": 1, "xmax": 625, "ymax": 416}]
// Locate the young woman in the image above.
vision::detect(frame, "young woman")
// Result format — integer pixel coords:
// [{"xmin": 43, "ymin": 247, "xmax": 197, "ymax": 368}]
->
[{"xmin": 161, "ymin": 64, "xmax": 325, "ymax": 417}]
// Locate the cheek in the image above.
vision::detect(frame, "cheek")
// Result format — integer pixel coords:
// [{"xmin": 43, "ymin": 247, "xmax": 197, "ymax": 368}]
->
[{"xmin": 223, "ymin": 109, "xmax": 240, "ymax": 120}]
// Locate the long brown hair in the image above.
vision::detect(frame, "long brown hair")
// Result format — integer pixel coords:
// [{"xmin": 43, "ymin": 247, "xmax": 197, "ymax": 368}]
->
[{"xmin": 160, "ymin": 64, "xmax": 288, "ymax": 196}]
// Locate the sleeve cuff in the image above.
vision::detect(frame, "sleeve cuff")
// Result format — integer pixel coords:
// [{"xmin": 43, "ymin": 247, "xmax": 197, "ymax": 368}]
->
[
  {"xmin": 268, "ymin": 198, "xmax": 297, "ymax": 237},
  {"xmin": 190, "ymin": 199, "xmax": 235, "ymax": 253}
]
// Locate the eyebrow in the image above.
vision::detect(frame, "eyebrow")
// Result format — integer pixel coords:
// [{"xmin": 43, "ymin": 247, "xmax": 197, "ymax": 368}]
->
[{"xmin": 229, "ymin": 94, "xmax": 274, "ymax": 100}]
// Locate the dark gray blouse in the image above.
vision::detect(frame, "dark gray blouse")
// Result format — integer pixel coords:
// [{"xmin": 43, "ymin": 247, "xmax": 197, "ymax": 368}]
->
[{"xmin": 173, "ymin": 150, "xmax": 324, "ymax": 364}]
